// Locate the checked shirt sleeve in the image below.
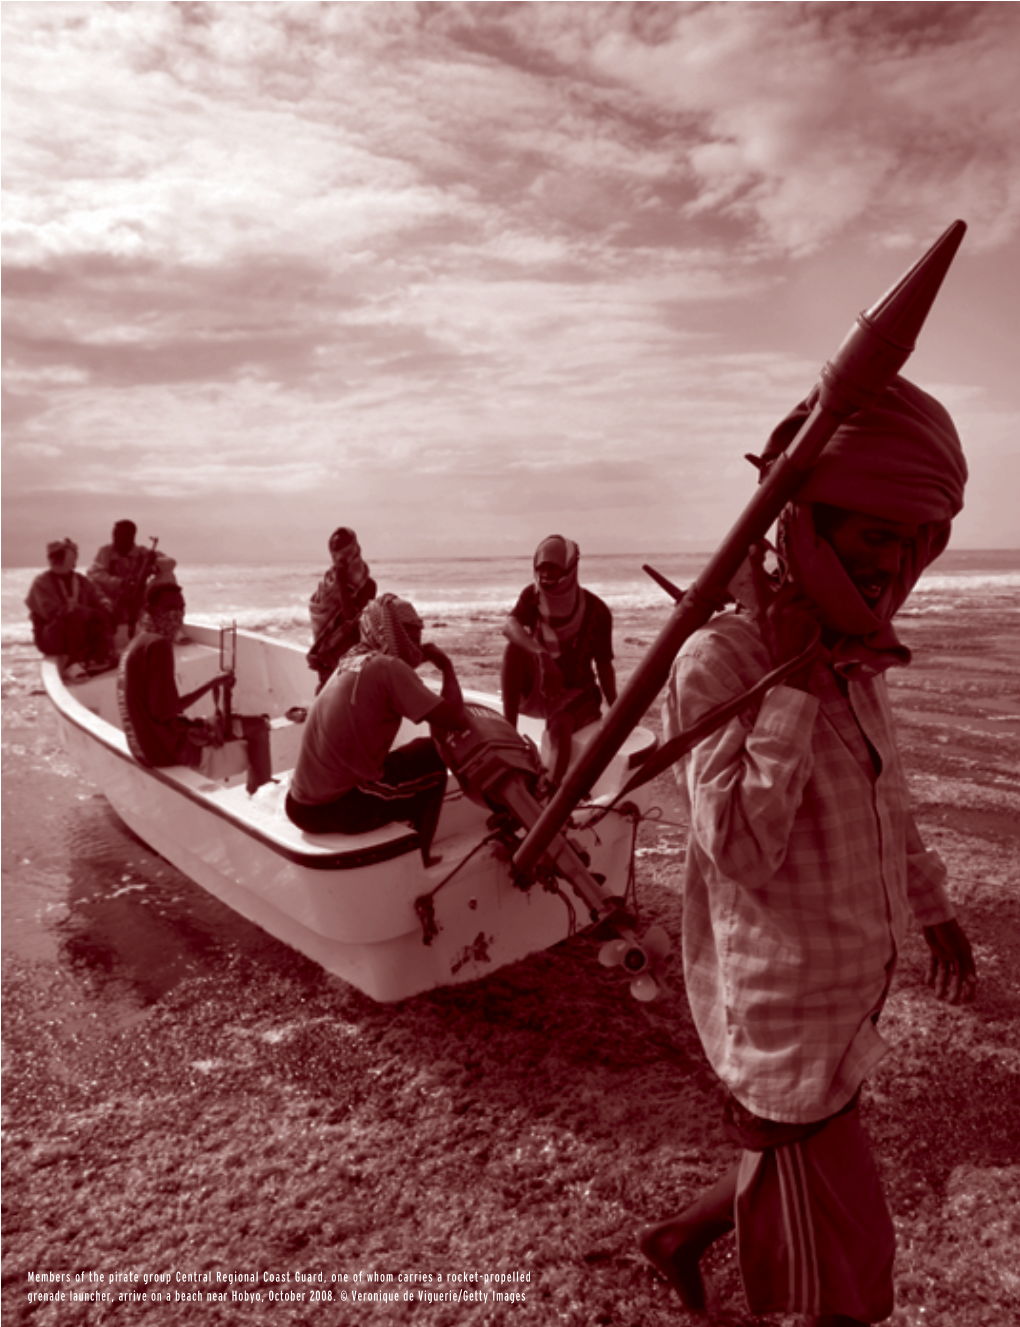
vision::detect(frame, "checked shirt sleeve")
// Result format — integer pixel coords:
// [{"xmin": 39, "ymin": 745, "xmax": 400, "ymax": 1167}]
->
[
  {"xmin": 669, "ymin": 616, "xmax": 820, "ymax": 891},
  {"xmin": 903, "ymin": 812, "xmax": 955, "ymax": 925}
]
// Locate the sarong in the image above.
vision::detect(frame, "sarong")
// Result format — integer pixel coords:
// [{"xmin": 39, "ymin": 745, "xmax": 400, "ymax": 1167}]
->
[{"xmin": 733, "ymin": 1099, "xmax": 895, "ymax": 1322}]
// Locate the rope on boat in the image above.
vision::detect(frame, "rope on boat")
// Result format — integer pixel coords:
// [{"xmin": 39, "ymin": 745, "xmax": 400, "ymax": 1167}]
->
[
  {"xmin": 413, "ymin": 799, "xmax": 652, "ymax": 949},
  {"xmin": 414, "ymin": 831, "xmax": 505, "ymax": 946}
]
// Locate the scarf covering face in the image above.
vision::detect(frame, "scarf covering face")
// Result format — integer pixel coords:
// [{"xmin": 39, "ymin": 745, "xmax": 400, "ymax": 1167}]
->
[
  {"xmin": 767, "ymin": 376, "xmax": 966, "ymax": 676},
  {"xmin": 533, "ymin": 536, "xmax": 584, "ymax": 655},
  {"xmin": 327, "ymin": 528, "xmax": 371, "ymax": 598},
  {"xmin": 343, "ymin": 593, "xmax": 424, "ymax": 671},
  {"xmin": 148, "ymin": 605, "xmax": 186, "ymax": 639},
  {"xmin": 329, "ymin": 527, "xmax": 357, "ymax": 554}
]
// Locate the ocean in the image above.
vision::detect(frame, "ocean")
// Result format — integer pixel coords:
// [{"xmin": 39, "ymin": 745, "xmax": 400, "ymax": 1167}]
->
[{"xmin": 4, "ymin": 548, "xmax": 1019, "ymax": 693}]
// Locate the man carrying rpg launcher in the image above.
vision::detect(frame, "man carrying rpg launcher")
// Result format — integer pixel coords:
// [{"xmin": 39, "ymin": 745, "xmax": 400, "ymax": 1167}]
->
[{"xmin": 642, "ymin": 376, "xmax": 977, "ymax": 1326}]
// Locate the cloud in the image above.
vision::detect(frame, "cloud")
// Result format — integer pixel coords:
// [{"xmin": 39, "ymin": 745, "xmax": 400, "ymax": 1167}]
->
[
  {"xmin": 580, "ymin": 2, "xmax": 1020, "ymax": 253},
  {"xmin": 3, "ymin": 3, "xmax": 1018, "ymax": 564}
]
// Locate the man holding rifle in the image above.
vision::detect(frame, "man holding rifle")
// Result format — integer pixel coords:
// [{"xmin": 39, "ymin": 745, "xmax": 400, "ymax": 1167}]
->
[
  {"xmin": 642, "ymin": 377, "xmax": 977, "ymax": 1326},
  {"xmin": 88, "ymin": 519, "xmax": 177, "ymax": 639}
]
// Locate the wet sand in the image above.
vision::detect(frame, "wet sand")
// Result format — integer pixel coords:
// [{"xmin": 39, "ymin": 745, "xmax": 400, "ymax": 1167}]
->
[{"xmin": 2, "ymin": 601, "xmax": 1019, "ymax": 1327}]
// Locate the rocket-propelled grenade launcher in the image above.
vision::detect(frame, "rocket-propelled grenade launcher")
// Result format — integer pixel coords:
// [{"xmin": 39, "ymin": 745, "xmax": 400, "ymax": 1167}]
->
[{"xmin": 514, "ymin": 219, "xmax": 967, "ymax": 876}]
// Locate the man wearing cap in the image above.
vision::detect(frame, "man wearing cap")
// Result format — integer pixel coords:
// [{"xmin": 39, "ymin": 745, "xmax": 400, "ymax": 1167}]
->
[
  {"xmin": 641, "ymin": 377, "xmax": 978, "ymax": 1326},
  {"xmin": 502, "ymin": 535, "xmax": 617, "ymax": 785},
  {"xmin": 26, "ymin": 539, "xmax": 115, "ymax": 679},
  {"xmin": 307, "ymin": 527, "xmax": 378, "ymax": 687},
  {"xmin": 287, "ymin": 594, "xmax": 466, "ymax": 866}
]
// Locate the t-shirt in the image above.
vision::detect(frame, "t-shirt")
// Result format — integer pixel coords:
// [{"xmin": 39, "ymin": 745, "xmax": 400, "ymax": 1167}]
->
[
  {"xmin": 290, "ymin": 653, "xmax": 441, "ymax": 804},
  {"xmin": 509, "ymin": 584, "xmax": 614, "ymax": 697},
  {"xmin": 117, "ymin": 633, "xmax": 200, "ymax": 768}
]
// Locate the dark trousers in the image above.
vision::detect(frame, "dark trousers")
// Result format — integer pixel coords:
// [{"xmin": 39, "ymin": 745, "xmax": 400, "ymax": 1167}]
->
[
  {"xmin": 36, "ymin": 606, "xmax": 111, "ymax": 668},
  {"xmin": 286, "ymin": 738, "xmax": 447, "ymax": 862}
]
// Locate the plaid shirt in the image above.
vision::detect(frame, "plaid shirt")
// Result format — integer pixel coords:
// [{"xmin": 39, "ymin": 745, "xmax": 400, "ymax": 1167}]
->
[{"xmin": 664, "ymin": 610, "xmax": 954, "ymax": 1124}]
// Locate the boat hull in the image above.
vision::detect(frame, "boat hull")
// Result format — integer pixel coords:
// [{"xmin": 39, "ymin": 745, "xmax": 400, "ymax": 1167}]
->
[{"xmin": 45, "ymin": 624, "xmax": 654, "ymax": 1001}]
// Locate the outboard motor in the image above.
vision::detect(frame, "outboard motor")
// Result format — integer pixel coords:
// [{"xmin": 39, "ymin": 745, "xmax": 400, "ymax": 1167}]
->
[
  {"xmin": 435, "ymin": 702, "xmax": 544, "ymax": 811},
  {"xmin": 435, "ymin": 703, "xmax": 670, "ymax": 1000}
]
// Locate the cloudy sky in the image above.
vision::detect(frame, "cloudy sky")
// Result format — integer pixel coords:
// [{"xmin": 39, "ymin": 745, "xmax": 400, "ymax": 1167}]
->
[{"xmin": 3, "ymin": 1, "xmax": 1018, "ymax": 566}]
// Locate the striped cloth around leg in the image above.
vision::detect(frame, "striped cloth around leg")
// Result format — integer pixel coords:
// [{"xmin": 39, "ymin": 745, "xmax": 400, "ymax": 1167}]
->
[{"xmin": 735, "ymin": 1104, "xmax": 895, "ymax": 1322}]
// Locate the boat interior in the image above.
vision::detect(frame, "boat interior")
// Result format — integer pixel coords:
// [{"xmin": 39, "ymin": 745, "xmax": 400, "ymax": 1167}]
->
[{"xmin": 55, "ymin": 624, "xmax": 656, "ymax": 871}]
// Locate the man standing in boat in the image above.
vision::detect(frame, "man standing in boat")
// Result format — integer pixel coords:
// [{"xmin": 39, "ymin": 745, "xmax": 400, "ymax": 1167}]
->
[
  {"xmin": 287, "ymin": 594, "xmax": 465, "ymax": 866},
  {"xmin": 641, "ymin": 377, "xmax": 978, "ymax": 1326},
  {"xmin": 307, "ymin": 527, "xmax": 377, "ymax": 687},
  {"xmin": 502, "ymin": 535, "xmax": 617, "ymax": 786}
]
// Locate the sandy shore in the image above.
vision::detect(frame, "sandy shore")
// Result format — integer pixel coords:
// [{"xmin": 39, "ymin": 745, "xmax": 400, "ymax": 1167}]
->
[{"xmin": 3, "ymin": 599, "xmax": 1018, "ymax": 1327}]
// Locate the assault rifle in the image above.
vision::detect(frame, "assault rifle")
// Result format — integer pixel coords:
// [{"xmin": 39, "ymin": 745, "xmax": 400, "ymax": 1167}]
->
[{"xmin": 118, "ymin": 536, "xmax": 160, "ymax": 637}]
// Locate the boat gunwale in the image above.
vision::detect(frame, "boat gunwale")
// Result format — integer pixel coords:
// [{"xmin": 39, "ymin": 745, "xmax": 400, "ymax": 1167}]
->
[{"xmin": 42, "ymin": 660, "xmax": 423, "ymax": 872}]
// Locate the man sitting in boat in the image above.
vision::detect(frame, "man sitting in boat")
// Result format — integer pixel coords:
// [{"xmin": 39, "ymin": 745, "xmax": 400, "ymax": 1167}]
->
[
  {"xmin": 286, "ymin": 594, "xmax": 465, "ymax": 866},
  {"xmin": 117, "ymin": 582, "xmax": 235, "ymax": 770},
  {"xmin": 88, "ymin": 520, "xmax": 177, "ymax": 642},
  {"xmin": 307, "ymin": 526, "xmax": 378, "ymax": 688},
  {"xmin": 25, "ymin": 538, "xmax": 116, "ymax": 681},
  {"xmin": 501, "ymin": 535, "xmax": 617, "ymax": 785}
]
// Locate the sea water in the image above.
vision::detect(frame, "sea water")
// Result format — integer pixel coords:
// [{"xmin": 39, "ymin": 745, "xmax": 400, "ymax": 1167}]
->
[{"xmin": 5, "ymin": 548, "xmax": 1019, "ymax": 684}]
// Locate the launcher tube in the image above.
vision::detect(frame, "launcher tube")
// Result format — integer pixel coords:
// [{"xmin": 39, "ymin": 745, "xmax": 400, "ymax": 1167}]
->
[{"xmin": 514, "ymin": 220, "xmax": 966, "ymax": 875}]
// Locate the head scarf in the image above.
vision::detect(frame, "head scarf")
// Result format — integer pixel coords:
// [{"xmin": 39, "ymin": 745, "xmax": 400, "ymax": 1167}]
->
[
  {"xmin": 532, "ymin": 535, "xmax": 583, "ymax": 655},
  {"xmin": 765, "ymin": 375, "xmax": 966, "ymax": 524},
  {"xmin": 765, "ymin": 376, "xmax": 966, "ymax": 676},
  {"xmin": 47, "ymin": 538, "xmax": 77, "ymax": 562},
  {"xmin": 329, "ymin": 526, "xmax": 357, "ymax": 554},
  {"xmin": 327, "ymin": 526, "xmax": 370, "ymax": 598},
  {"xmin": 345, "ymin": 593, "xmax": 424, "ymax": 670}
]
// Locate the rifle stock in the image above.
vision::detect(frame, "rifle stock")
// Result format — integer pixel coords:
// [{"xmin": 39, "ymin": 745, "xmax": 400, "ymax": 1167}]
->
[{"xmin": 513, "ymin": 220, "xmax": 967, "ymax": 876}]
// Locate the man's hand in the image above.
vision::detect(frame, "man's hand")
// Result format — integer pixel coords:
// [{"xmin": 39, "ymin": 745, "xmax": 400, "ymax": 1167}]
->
[
  {"xmin": 761, "ymin": 582, "xmax": 821, "ymax": 690},
  {"xmin": 923, "ymin": 919, "xmax": 977, "ymax": 1004},
  {"xmin": 421, "ymin": 641, "xmax": 466, "ymax": 730},
  {"xmin": 421, "ymin": 641, "xmax": 453, "ymax": 671}
]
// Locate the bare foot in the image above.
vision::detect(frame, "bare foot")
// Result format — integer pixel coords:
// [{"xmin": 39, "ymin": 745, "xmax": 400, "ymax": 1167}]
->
[{"xmin": 637, "ymin": 1220, "xmax": 708, "ymax": 1314}]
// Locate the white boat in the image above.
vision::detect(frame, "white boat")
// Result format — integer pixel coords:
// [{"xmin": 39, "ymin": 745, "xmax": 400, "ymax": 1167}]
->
[{"xmin": 44, "ymin": 623, "xmax": 658, "ymax": 1002}]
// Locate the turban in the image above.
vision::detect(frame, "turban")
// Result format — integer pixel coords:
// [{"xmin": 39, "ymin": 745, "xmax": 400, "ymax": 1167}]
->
[
  {"xmin": 764, "ymin": 376, "xmax": 967, "ymax": 675},
  {"xmin": 358, "ymin": 594, "xmax": 424, "ymax": 669},
  {"xmin": 766, "ymin": 375, "xmax": 967, "ymax": 524}
]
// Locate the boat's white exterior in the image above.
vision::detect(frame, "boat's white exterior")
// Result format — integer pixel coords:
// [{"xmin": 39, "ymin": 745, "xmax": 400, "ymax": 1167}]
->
[{"xmin": 44, "ymin": 623, "xmax": 656, "ymax": 1001}]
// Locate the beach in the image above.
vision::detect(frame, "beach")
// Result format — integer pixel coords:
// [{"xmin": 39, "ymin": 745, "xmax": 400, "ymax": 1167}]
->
[{"xmin": 2, "ymin": 554, "xmax": 1019, "ymax": 1327}]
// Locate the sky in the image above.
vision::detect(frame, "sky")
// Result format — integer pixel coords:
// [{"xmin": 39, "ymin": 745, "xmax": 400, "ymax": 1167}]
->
[{"xmin": 3, "ymin": 1, "xmax": 1019, "ymax": 567}]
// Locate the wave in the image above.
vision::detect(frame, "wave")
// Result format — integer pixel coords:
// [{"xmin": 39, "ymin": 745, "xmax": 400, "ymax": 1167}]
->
[{"xmin": 4, "ymin": 561, "xmax": 1017, "ymax": 649}]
